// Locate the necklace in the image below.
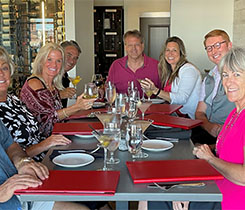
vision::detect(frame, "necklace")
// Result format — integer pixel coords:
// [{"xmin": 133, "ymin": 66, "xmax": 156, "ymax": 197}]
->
[{"xmin": 216, "ymin": 107, "xmax": 245, "ymax": 156}]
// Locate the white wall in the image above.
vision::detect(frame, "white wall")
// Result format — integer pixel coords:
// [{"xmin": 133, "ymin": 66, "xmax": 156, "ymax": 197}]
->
[
  {"xmin": 65, "ymin": 0, "xmax": 94, "ymax": 95},
  {"xmin": 171, "ymin": 0, "xmax": 234, "ymax": 73}
]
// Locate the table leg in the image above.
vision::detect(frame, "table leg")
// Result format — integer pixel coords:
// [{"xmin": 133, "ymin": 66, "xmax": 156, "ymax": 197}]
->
[{"xmin": 116, "ymin": 201, "xmax": 128, "ymax": 210}]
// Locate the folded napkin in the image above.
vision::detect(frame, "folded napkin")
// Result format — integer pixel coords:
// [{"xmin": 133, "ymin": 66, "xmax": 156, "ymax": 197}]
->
[{"xmin": 49, "ymin": 149, "xmax": 103, "ymax": 160}]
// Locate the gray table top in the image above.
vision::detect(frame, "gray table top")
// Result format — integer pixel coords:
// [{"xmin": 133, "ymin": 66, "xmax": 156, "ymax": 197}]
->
[{"xmin": 19, "ymin": 135, "xmax": 222, "ymax": 202}]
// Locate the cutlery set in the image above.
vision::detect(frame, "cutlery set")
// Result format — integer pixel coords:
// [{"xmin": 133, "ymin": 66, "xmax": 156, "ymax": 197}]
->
[{"xmin": 148, "ymin": 182, "xmax": 205, "ymax": 191}]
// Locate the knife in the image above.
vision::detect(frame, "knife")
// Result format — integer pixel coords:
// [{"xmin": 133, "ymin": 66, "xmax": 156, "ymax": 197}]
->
[
  {"xmin": 155, "ymin": 137, "xmax": 179, "ymax": 142},
  {"xmin": 147, "ymin": 182, "xmax": 205, "ymax": 190}
]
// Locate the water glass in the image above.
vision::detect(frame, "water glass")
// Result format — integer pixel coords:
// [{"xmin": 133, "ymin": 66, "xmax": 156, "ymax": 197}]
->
[{"xmin": 126, "ymin": 124, "xmax": 148, "ymax": 159}]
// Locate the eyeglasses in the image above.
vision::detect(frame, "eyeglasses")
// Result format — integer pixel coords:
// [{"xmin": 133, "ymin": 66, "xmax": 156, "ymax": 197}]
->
[{"xmin": 205, "ymin": 41, "xmax": 226, "ymax": 52}]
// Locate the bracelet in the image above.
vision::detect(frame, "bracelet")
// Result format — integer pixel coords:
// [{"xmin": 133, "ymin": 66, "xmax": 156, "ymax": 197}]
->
[
  {"xmin": 16, "ymin": 157, "xmax": 33, "ymax": 169},
  {"xmin": 62, "ymin": 109, "xmax": 69, "ymax": 118},
  {"xmin": 155, "ymin": 88, "xmax": 161, "ymax": 96}
]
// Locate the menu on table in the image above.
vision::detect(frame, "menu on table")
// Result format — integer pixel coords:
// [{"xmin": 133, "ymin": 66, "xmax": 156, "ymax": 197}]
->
[
  {"xmin": 142, "ymin": 104, "xmax": 183, "ymax": 115},
  {"xmin": 15, "ymin": 170, "xmax": 120, "ymax": 195},
  {"xmin": 145, "ymin": 114, "xmax": 202, "ymax": 130},
  {"xmin": 126, "ymin": 159, "xmax": 223, "ymax": 184},
  {"xmin": 52, "ymin": 122, "xmax": 103, "ymax": 135}
]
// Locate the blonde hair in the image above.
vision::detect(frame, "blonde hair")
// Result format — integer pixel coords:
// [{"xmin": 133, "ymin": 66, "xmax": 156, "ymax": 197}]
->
[
  {"xmin": 158, "ymin": 36, "xmax": 188, "ymax": 87},
  {"xmin": 32, "ymin": 43, "xmax": 65, "ymax": 90},
  {"xmin": 0, "ymin": 47, "xmax": 15, "ymax": 76}
]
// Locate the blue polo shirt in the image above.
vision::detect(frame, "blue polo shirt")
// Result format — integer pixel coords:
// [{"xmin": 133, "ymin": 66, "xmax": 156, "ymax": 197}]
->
[{"xmin": 0, "ymin": 120, "xmax": 21, "ymax": 210}]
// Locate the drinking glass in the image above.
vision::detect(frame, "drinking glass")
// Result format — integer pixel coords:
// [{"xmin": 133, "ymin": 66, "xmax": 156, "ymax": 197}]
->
[
  {"xmin": 115, "ymin": 93, "xmax": 126, "ymax": 115},
  {"xmin": 125, "ymin": 100, "xmax": 138, "ymax": 122},
  {"xmin": 69, "ymin": 76, "xmax": 81, "ymax": 98},
  {"xmin": 105, "ymin": 82, "xmax": 117, "ymax": 113},
  {"xmin": 138, "ymin": 101, "xmax": 152, "ymax": 120},
  {"xmin": 126, "ymin": 124, "xmax": 148, "ymax": 159},
  {"xmin": 91, "ymin": 74, "xmax": 104, "ymax": 99},
  {"xmin": 92, "ymin": 130, "xmax": 117, "ymax": 171},
  {"xmin": 83, "ymin": 83, "xmax": 98, "ymax": 99},
  {"xmin": 104, "ymin": 124, "xmax": 121, "ymax": 164}
]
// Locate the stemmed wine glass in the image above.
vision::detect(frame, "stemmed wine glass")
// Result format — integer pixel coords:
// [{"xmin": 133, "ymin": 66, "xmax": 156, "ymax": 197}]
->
[
  {"xmin": 69, "ymin": 76, "xmax": 81, "ymax": 98},
  {"xmin": 92, "ymin": 74, "xmax": 104, "ymax": 99},
  {"xmin": 92, "ymin": 130, "xmax": 119, "ymax": 171},
  {"xmin": 105, "ymin": 81, "xmax": 117, "ymax": 113}
]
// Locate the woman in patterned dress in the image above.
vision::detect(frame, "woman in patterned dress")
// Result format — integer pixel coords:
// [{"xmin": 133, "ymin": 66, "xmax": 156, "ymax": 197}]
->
[{"xmin": 20, "ymin": 43, "xmax": 96, "ymax": 138}]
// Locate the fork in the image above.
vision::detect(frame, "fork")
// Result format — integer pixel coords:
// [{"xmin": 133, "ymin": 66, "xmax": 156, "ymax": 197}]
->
[
  {"xmin": 151, "ymin": 182, "xmax": 205, "ymax": 190},
  {"xmin": 58, "ymin": 147, "xmax": 100, "ymax": 155}
]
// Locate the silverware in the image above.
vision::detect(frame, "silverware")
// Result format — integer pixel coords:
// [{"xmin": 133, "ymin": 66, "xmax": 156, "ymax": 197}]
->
[
  {"xmin": 58, "ymin": 147, "xmax": 100, "ymax": 155},
  {"xmin": 155, "ymin": 137, "xmax": 179, "ymax": 142},
  {"xmin": 148, "ymin": 182, "xmax": 205, "ymax": 190}
]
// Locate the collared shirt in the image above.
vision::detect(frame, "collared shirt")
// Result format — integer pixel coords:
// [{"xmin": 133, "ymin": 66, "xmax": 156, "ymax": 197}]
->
[
  {"xmin": 199, "ymin": 66, "xmax": 221, "ymax": 101},
  {"xmin": 107, "ymin": 54, "xmax": 161, "ymax": 97}
]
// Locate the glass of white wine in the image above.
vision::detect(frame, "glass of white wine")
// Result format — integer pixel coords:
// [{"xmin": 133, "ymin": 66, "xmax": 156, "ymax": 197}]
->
[{"xmin": 83, "ymin": 83, "xmax": 98, "ymax": 99}]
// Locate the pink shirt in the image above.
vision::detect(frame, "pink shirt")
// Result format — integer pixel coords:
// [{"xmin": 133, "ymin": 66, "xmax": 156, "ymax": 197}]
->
[
  {"xmin": 107, "ymin": 54, "xmax": 161, "ymax": 97},
  {"xmin": 216, "ymin": 108, "xmax": 245, "ymax": 209}
]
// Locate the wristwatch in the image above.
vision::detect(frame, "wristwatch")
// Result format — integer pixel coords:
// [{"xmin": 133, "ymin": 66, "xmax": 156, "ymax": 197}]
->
[{"xmin": 16, "ymin": 157, "xmax": 33, "ymax": 168}]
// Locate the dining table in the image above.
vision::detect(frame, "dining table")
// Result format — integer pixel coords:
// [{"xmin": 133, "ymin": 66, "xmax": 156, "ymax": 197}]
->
[{"xmin": 18, "ymin": 128, "xmax": 222, "ymax": 210}]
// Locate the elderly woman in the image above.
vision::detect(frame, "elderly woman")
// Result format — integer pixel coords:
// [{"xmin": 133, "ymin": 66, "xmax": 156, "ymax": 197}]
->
[
  {"xmin": 20, "ymin": 43, "xmax": 95, "ymax": 138},
  {"xmin": 0, "ymin": 46, "xmax": 72, "ymax": 161},
  {"xmin": 140, "ymin": 36, "xmax": 201, "ymax": 119},
  {"xmin": 193, "ymin": 47, "xmax": 245, "ymax": 209}
]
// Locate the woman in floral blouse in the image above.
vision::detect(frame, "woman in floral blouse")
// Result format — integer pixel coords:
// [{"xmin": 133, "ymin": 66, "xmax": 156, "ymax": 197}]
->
[{"xmin": 0, "ymin": 47, "xmax": 71, "ymax": 161}]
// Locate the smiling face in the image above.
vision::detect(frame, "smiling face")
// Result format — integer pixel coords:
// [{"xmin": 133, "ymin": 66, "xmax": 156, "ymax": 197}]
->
[
  {"xmin": 165, "ymin": 42, "xmax": 180, "ymax": 70},
  {"xmin": 205, "ymin": 36, "xmax": 232, "ymax": 65},
  {"xmin": 42, "ymin": 50, "xmax": 63, "ymax": 79},
  {"xmin": 0, "ymin": 59, "xmax": 11, "ymax": 97},
  {"xmin": 222, "ymin": 66, "xmax": 245, "ymax": 110},
  {"xmin": 124, "ymin": 36, "xmax": 144, "ymax": 60},
  {"xmin": 64, "ymin": 45, "xmax": 79, "ymax": 72}
]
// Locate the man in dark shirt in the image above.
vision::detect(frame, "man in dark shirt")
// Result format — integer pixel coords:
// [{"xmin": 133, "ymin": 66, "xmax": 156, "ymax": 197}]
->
[{"xmin": 60, "ymin": 40, "xmax": 82, "ymax": 107}]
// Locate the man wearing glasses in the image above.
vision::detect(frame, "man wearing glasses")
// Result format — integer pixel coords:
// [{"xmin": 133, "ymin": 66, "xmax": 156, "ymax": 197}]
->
[
  {"xmin": 60, "ymin": 40, "xmax": 82, "ymax": 107},
  {"xmin": 191, "ymin": 29, "xmax": 235, "ymax": 147}
]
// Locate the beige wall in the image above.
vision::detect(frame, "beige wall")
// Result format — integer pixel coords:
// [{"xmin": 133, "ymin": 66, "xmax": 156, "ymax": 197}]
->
[
  {"xmin": 233, "ymin": 0, "xmax": 245, "ymax": 47},
  {"xmin": 124, "ymin": 0, "xmax": 170, "ymax": 31},
  {"xmin": 171, "ymin": 0, "xmax": 234, "ymax": 73}
]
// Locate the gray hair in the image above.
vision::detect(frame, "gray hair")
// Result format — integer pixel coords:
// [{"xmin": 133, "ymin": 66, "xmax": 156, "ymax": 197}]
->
[
  {"xmin": 32, "ymin": 43, "xmax": 65, "ymax": 90},
  {"xmin": 60, "ymin": 40, "xmax": 82, "ymax": 54},
  {"xmin": 219, "ymin": 47, "xmax": 245, "ymax": 75},
  {"xmin": 0, "ymin": 47, "xmax": 15, "ymax": 76}
]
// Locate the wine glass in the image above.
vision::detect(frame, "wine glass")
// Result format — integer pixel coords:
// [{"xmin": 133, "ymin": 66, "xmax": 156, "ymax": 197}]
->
[
  {"xmin": 138, "ymin": 101, "xmax": 152, "ymax": 120},
  {"xmin": 92, "ymin": 130, "xmax": 118, "ymax": 171},
  {"xmin": 69, "ymin": 76, "xmax": 81, "ymax": 98},
  {"xmin": 105, "ymin": 82, "xmax": 117, "ymax": 113},
  {"xmin": 92, "ymin": 74, "xmax": 104, "ymax": 99},
  {"xmin": 145, "ymin": 89, "xmax": 153, "ymax": 101},
  {"xmin": 126, "ymin": 124, "xmax": 147, "ymax": 159},
  {"xmin": 83, "ymin": 83, "xmax": 98, "ymax": 99},
  {"xmin": 91, "ymin": 74, "xmax": 103, "ymax": 87}
]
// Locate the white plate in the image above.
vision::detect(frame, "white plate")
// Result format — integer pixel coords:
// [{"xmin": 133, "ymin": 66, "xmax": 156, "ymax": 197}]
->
[
  {"xmin": 151, "ymin": 98, "xmax": 165, "ymax": 104},
  {"xmin": 151, "ymin": 124, "xmax": 172, "ymax": 129},
  {"xmin": 74, "ymin": 134, "xmax": 94, "ymax": 138},
  {"xmin": 142, "ymin": 140, "xmax": 174, "ymax": 152},
  {"xmin": 53, "ymin": 153, "xmax": 95, "ymax": 167},
  {"xmin": 92, "ymin": 102, "xmax": 106, "ymax": 108}
]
